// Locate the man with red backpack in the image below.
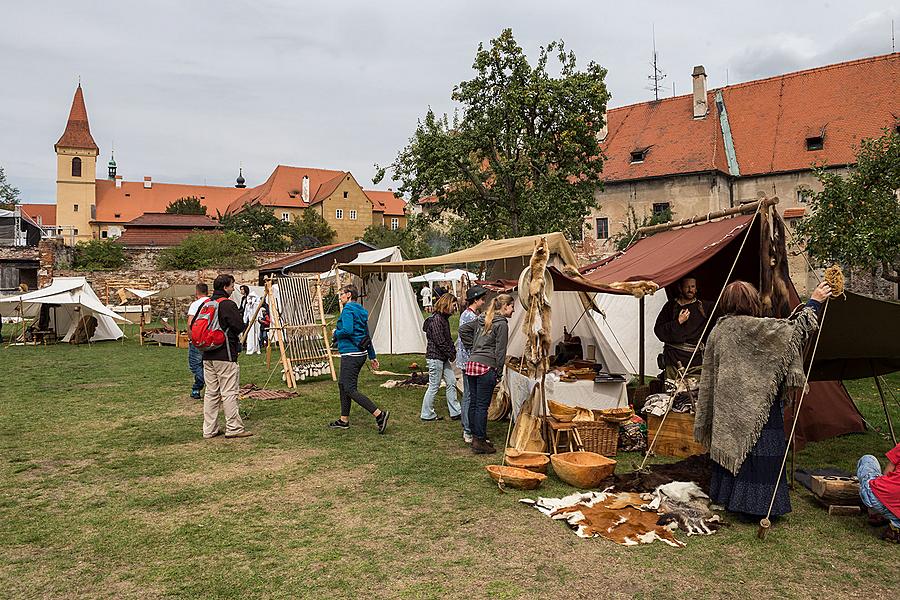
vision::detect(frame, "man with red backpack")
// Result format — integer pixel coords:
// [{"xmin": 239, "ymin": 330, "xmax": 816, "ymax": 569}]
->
[{"xmin": 193, "ymin": 274, "xmax": 252, "ymax": 439}]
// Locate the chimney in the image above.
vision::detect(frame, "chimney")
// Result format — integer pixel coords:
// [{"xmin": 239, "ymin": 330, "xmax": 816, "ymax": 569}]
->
[
  {"xmin": 115, "ymin": 175, "xmax": 123, "ymax": 189},
  {"xmin": 597, "ymin": 106, "xmax": 608, "ymax": 141},
  {"xmin": 692, "ymin": 65, "xmax": 708, "ymax": 119},
  {"xmin": 301, "ymin": 175, "xmax": 309, "ymax": 203},
  {"xmin": 143, "ymin": 176, "xmax": 152, "ymax": 189}
]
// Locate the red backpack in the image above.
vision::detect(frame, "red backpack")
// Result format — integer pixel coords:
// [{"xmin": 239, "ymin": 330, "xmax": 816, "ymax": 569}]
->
[{"xmin": 190, "ymin": 298, "xmax": 228, "ymax": 351}]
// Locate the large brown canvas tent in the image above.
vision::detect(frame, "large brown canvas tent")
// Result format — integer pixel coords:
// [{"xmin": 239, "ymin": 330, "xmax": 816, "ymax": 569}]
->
[{"xmin": 577, "ymin": 201, "xmax": 880, "ymax": 446}]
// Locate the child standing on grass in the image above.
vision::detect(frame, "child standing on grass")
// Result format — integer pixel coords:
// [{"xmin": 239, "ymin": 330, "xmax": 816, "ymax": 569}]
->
[{"xmin": 329, "ymin": 284, "xmax": 389, "ymax": 434}]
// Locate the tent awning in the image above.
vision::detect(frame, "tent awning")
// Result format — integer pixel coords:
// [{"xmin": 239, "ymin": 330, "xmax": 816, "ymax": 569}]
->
[
  {"xmin": 154, "ymin": 284, "xmax": 200, "ymax": 299},
  {"xmin": 582, "ymin": 215, "xmax": 754, "ymax": 288},
  {"xmin": 339, "ymin": 232, "xmax": 579, "ymax": 275}
]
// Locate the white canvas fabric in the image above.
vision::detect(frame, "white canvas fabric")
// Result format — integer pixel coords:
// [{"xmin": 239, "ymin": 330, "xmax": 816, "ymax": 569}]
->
[
  {"xmin": 591, "ymin": 291, "xmax": 667, "ymax": 377},
  {"xmin": 348, "ymin": 246, "xmax": 426, "ymax": 355},
  {"xmin": 0, "ymin": 277, "xmax": 126, "ymax": 342}
]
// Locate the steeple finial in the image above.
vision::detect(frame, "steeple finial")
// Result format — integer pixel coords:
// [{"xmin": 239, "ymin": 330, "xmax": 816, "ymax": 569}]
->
[{"xmin": 235, "ymin": 165, "xmax": 246, "ymax": 189}]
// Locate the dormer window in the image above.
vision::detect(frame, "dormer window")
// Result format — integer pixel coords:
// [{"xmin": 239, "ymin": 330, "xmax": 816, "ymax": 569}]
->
[
  {"xmin": 630, "ymin": 149, "xmax": 648, "ymax": 164},
  {"xmin": 114, "ymin": 213, "xmax": 121, "ymax": 218},
  {"xmin": 805, "ymin": 136, "xmax": 824, "ymax": 151}
]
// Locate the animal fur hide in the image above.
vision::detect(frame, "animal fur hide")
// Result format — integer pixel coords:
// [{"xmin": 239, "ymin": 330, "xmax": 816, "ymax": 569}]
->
[
  {"xmin": 608, "ymin": 280, "xmax": 660, "ymax": 298},
  {"xmin": 522, "ymin": 485, "xmax": 722, "ymax": 547},
  {"xmin": 522, "ymin": 237, "xmax": 552, "ymax": 374}
]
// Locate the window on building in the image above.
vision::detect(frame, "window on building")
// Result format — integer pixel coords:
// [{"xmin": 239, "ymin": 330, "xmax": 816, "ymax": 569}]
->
[
  {"xmin": 336, "ymin": 209, "xmax": 344, "ymax": 219},
  {"xmin": 349, "ymin": 210, "xmax": 357, "ymax": 220},
  {"xmin": 100, "ymin": 230, "xmax": 108, "ymax": 239},
  {"xmin": 805, "ymin": 136, "xmax": 824, "ymax": 151},
  {"xmin": 71, "ymin": 157, "xmax": 82, "ymax": 177},
  {"xmin": 652, "ymin": 202, "xmax": 670, "ymax": 216},
  {"xmin": 630, "ymin": 149, "xmax": 647, "ymax": 163},
  {"xmin": 595, "ymin": 217, "xmax": 609, "ymax": 240},
  {"xmin": 390, "ymin": 217, "xmax": 399, "ymax": 230},
  {"xmin": 73, "ymin": 204, "xmax": 79, "ymax": 213},
  {"xmin": 797, "ymin": 189, "xmax": 811, "ymax": 204},
  {"xmin": 343, "ymin": 191, "xmax": 349, "ymax": 198},
  {"xmin": 282, "ymin": 212, "xmax": 290, "ymax": 222},
  {"xmin": 114, "ymin": 213, "xmax": 121, "ymax": 218},
  {"xmin": 73, "ymin": 229, "xmax": 79, "ymax": 235}
]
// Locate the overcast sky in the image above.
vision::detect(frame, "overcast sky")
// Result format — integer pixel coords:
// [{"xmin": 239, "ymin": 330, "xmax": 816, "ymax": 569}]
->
[{"xmin": 2, "ymin": 1, "xmax": 897, "ymax": 204}]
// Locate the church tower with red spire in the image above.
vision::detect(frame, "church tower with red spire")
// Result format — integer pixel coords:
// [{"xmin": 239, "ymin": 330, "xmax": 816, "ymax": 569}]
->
[{"xmin": 55, "ymin": 83, "xmax": 99, "ymax": 243}]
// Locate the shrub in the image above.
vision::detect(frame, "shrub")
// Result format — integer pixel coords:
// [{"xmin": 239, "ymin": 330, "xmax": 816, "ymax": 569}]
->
[
  {"xmin": 73, "ymin": 239, "xmax": 127, "ymax": 271},
  {"xmin": 157, "ymin": 231, "xmax": 255, "ymax": 270}
]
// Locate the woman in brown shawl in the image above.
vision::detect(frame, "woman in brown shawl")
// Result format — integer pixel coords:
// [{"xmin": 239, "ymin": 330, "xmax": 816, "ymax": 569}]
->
[{"xmin": 694, "ymin": 280, "xmax": 831, "ymax": 518}]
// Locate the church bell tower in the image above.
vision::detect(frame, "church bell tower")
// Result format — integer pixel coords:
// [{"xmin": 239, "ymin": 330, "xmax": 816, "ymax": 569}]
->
[{"xmin": 55, "ymin": 83, "xmax": 99, "ymax": 244}]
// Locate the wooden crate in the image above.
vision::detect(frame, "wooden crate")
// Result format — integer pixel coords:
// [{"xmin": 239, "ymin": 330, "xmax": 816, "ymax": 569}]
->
[{"xmin": 646, "ymin": 412, "xmax": 707, "ymax": 458}]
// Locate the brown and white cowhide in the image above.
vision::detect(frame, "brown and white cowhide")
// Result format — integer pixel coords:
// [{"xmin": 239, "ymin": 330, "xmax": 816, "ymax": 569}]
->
[{"xmin": 521, "ymin": 483, "xmax": 723, "ymax": 547}]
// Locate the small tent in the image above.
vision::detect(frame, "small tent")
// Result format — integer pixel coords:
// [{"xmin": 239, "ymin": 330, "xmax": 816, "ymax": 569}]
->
[
  {"xmin": 409, "ymin": 269, "xmax": 479, "ymax": 297},
  {"xmin": 347, "ymin": 247, "xmax": 426, "ymax": 355},
  {"xmin": 0, "ymin": 277, "xmax": 126, "ymax": 342}
]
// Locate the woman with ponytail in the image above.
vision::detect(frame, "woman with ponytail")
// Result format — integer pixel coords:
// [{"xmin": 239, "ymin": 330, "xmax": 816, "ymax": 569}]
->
[{"xmin": 458, "ymin": 294, "xmax": 516, "ymax": 454}]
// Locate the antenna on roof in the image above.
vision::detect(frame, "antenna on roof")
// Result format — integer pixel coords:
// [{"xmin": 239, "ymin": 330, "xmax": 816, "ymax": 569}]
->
[
  {"xmin": 726, "ymin": 68, "xmax": 730, "ymax": 85},
  {"xmin": 892, "ymin": 19, "xmax": 895, "ymax": 52},
  {"xmin": 646, "ymin": 24, "xmax": 667, "ymax": 101}
]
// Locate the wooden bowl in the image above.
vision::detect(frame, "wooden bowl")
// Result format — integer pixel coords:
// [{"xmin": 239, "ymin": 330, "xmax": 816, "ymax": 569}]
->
[
  {"xmin": 550, "ymin": 451, "xmax": 616, "ymax": 489},
  {"xmin": 485, "ymin": 465, "xmax": 547, "ymax": 490},
  {"xmin": 548, "ymin": 399, "xmax": 577, "ymax": 422},
  {"xmin": 504, "ymin": 451, "xmax": 550, "ymax": 474}
]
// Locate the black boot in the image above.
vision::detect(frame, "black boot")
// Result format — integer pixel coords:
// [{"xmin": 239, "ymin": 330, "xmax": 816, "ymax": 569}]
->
[{"xmin": 471, "ymin": 437, "xmax": 497, "ymax": 455}]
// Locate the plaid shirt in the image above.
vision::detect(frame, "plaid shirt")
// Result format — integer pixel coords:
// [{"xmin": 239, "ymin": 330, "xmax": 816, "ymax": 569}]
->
[{"xmin": 464, "ymin": 361, "xmax": 492, "ymax": 377}]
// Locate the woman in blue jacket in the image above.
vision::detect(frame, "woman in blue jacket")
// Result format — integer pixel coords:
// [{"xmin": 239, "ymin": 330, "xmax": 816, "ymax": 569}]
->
[{"xmin": 330, "ymin": 284, "xmax": 389, "ymax": 434}]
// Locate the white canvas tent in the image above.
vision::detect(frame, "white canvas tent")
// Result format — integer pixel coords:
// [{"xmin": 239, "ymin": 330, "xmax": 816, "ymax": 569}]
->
[
  {"xmin": 591, "ymin": 292, "xmax": 666, "ymax": 377},
  {"xmin": 409, "ymin": 268, "xmax": 478, "ymax": 297},
  {"xmin": 0, "ymin": 277, "xmax": 126, "ymax": 342},
  {"xmin": 348, "ymin": 246, "xmax": 426, "ymax": 355}
]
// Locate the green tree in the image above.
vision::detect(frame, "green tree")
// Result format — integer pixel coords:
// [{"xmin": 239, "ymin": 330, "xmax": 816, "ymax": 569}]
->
[
  {"xmin": 157, "ymin": 231, "xmax": 255, "ymax": 270},
  {"xmin": 0, "ymin": 166, "xmax": 21, "ymax": 206},
  {"xmin": 288, "ymin": 210, "xmax": 337, "ymax": 250},
  {"xmin": 73, "ymin": 239, "xmax": 127, "ymax": 271},
  {"xmin": 362, "ymin": 216, "xmax": 432, "ymax": 259},
  {"xmin": 375, "ymin": 28, "xmax": 609, "ymax": 244},
  {"xmin": 793, "ymin": 128, "xmax": 900, "ymax": 285},
  {"xmin": 165, "ymin": 196, "xmax": 207, "ymax": 215},
  {"xmin": 610, "ymin": 204, "xmax": 675, "ymax": 251},
  {"xmin": 218, "ymin": 205, "xmax": 292, "ymax": 251}
]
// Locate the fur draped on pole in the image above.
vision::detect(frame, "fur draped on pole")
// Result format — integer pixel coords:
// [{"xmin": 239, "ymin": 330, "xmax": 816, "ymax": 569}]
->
[{"xmin": 522, "ymin": 237, "xmax": 551, "ymax": 376}]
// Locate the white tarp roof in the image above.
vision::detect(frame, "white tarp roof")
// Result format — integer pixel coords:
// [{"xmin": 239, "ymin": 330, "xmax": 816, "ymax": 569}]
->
[
  {"xmin": 409, "ymin": 269, "xmax": 478, "ymax": 284},
  {"xmin": 348, "ymin": 246, "xmax": 403, "ymax": 264},
  {"xmin": 0, "ymin": 277, "xmax": 125, "ymax": 342}
]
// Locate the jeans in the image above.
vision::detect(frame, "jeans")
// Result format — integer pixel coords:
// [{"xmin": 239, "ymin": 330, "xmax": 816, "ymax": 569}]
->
[
  {"xmin": 466, "ymin": 369, "xmax": 497, "ymax": 440},
  {"xmin": 188, "ymin": 344, "xmax": 204, "ymax": 393},
  {"xmin": 339, "ymin": 354, "xmax": 378, "ymax": 417},
  {"xmin": 460, "ymin": 375, "xmax": 471, "ymax": 436},
  {"xmin": 420, "ymin": 358, "xmax": 460, "ymax": 419},
  {"xmin": 857, "ymin": 455, "xmax": 900, "ymax": 526}
]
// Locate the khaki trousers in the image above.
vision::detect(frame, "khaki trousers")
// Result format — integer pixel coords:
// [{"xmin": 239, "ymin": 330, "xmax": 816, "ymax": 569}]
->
[{"xmin": 202, "ymin": 360, "xmax": 245, "ymax": 437}]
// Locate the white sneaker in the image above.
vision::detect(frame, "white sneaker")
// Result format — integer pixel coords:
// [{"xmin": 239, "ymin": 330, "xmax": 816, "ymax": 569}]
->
[{"xmin": 463, "ymin": 432, "xmax": 473, "ymax": 444}]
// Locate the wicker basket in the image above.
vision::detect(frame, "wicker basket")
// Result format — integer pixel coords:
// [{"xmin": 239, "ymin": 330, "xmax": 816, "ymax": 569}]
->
[{"xmin": 572, "ymin": 419, "xmax": 619, "ymax": 457}]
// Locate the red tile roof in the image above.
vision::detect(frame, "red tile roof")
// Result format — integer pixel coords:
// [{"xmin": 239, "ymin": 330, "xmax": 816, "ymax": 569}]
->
[
  {"xmin": 124, "ymin": 213, "xmax": 221, "ymax": 228},
  {"xmin": 224, "ymin": 166, "xmax": 356, "ymax": 214},
  {"xmin": 94, "ymin": 179, "xmax": 246, "ymax": 223},
  {"xmin": 115, "ymin": 228, "xmax": 218, "ymax": 248},
  {"xmin": 364, "ymin": 190, "xmax": 407, "ymax": 216},
  {"xmin": 20, "ymin": 204, "xmax": 56, "ymax": 226},
  {"xmin": 55, "ymin": 84, "xmax": 99, "ymax": 152},
  {"xmin": 601, "ymin": 52, "xmax": 899, "ymax": 182},
  {"xmin": 783, "ymin": 207, "xmax": 807, "ymax": 218}
]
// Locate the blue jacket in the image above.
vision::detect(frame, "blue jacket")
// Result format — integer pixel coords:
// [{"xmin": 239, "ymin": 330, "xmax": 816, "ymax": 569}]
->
[{"xmin": 333, "ymin": 301, "xmax": 376, "ymax": 359}]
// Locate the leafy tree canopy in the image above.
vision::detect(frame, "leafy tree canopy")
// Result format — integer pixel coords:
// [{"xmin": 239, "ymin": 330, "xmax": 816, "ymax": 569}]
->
[
  {"xmin": 0, "ymin": 166, "xmax": 21, "ymax": 207},
  {"xmin": 218, "ymin": 205, "xmax": 292, "ymax": 252},
  {"xmin": 166, "ymin": 196, "xmax": 207, "ymax": 215},
  {"xmin": 73, "ymin": 239, "xmax": 127, "ymax": 271},
  {"xmin": 610, "ymin": 205, "xmax": 675, "ymax": 252},
  {"xmin": 362, "ymin": 216, "xmax": 432, "ymax": 259},
  {"xmin": 157, "ymin": 231, "xmax": 255, "ymax": 270},
  {"xmin": 375, "ymin": 28, "xmax": 610, "ymax": 245},
  {"xmin": 793, "ymin": 128, "xmax": 900, "ymax": 284},
  {"xmin": 288, "ymin": 210, "xmax": 336, "ymax": 250}
]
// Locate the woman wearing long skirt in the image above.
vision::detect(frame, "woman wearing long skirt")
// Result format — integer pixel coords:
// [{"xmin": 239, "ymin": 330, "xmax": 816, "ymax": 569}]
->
[
  {"xmin": 695, "ymin": 280, "xmax": 831, "ymax": 518},
  {"xmin": 242, "ymin": 290, "xmax": 262, "ymax": 355}
]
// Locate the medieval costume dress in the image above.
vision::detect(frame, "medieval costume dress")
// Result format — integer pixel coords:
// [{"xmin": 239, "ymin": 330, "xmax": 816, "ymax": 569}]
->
[
  {"xmin": 694, "ymin": 300, "xmax": 821, "ymax": 517},
  {"xmin": 242, "ymin": 291, "xmax": 262, "ymax": 355},
  {"xmin": 653, "ymin": 298, "xmax": 712, "ymax": 374}
]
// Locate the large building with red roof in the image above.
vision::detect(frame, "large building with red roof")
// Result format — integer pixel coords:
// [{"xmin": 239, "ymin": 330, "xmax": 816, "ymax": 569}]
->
[{"xmin": 51, "ymin": 85, "xmax": 407, "ymax": 245}]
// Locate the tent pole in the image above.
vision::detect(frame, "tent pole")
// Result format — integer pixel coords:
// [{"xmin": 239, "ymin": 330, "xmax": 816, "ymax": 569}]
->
[
  {"xmin": 873, "ymin": 363, "xmax": 897, "ymax": 445},
  {"xmin": 638, "ymin": 296, "xmax": 645, "ymax": 385}
]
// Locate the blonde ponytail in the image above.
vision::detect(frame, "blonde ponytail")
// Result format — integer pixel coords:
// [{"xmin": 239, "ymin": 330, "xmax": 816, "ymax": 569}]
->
[{"xmin": 482, "ymin": 293, "xmax": 514, "ymax": 335}]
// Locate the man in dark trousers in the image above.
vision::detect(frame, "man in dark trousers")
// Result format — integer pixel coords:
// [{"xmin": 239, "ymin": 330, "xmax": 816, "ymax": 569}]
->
[
  {"xmin": 186, "ymin": 283, "xmax": 210, "ymax": 399},
  {"xmin": 201, "ymin": 274, "xmax": 252, "ymax": 439},
  {"xmin": 329, "ymin": 284, "xmax": 389, "ymax": 433},
  {"xmin": 653, "ymin": 276, "xmax": 712, "ymax": 378}
]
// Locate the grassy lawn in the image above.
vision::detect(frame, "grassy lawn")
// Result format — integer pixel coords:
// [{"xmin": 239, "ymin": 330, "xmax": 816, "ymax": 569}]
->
[{"xmin": 1, "ymin": 327, "xmax": 898, "ymax": 599}]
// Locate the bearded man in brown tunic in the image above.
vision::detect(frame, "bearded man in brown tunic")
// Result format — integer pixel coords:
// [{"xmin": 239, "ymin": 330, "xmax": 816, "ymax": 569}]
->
[{"xmin": 653, "ymin": 277, "xmax": 712, "ymax": 377}]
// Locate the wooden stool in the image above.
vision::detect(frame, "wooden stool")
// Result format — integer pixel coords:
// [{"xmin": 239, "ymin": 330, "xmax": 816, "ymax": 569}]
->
[{"xmin": 546, "ymin": 417, "xmax": 585, "ymax": 454}]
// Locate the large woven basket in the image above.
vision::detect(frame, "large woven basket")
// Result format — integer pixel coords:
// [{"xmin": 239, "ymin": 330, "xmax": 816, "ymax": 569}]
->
[{"xmin": 572, "ymin": 419, "xmax": 619, "ymax": 457}]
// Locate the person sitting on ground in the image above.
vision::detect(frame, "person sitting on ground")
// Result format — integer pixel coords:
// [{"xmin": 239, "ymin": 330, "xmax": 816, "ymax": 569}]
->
[
  {"xmin": 858, "ymin": 442, "xmax": 900, "ymax": 543},
  {"xmin": 330, "ymin": 284, "xmax": 389, "ymax": 434},
  {"xmin": 654, "ymin": 276, "xmax": 713, "ymax": 378},
  {"xmin": 200, "ymin": 274, "xmax": 252, "ymax": 439},
  {"xmin": 186, "ymin": 283, "xmax": 210, "ymax": 399},
  {"xmin": 456, "ymin": 285, "xmax": 488, "ymax": 444},
  {"xmin": 420, "ymin": 293, "xmax": 460, "ymax": 422},
  {"xmin": 459, "ymin": 293, "xmax": 515, "ymax": 455}
]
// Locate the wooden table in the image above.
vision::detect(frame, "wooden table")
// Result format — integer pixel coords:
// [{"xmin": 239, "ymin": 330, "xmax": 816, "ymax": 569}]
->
[{"xmin": 546, "ymin": 417, "xmax": 585, "ymax": 454}]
